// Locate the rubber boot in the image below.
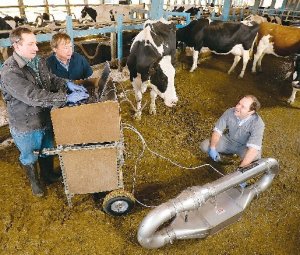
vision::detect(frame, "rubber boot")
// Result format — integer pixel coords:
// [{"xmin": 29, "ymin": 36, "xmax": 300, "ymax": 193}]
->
[
  {"xmin": 22, "ymin": 163, "xmax": 44, "ymax": 197},
  {"xmin": 38, "ymin": 156, "xmax": 62, "ymax": 184}
]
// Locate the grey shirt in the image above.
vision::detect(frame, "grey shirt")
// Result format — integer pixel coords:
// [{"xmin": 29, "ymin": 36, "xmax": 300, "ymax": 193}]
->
[{"xmin": 213, "ymin": 107, "xmax": 265, "ymax": 150}]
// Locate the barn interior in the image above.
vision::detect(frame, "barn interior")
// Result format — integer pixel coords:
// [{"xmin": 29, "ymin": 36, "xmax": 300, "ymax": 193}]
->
[{"xmin": 0, "ymin": 0, "xmax": 300, "ymax": 254}]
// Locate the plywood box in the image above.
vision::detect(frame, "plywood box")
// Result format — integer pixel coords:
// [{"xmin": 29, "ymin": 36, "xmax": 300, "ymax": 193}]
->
[
  {"xmin": 61, "ymin": 147, "xmax": 119, "ymax": 194},
  {"xmin": 51, "ymin": 101, "xmax": 120, "ymax": 145}
]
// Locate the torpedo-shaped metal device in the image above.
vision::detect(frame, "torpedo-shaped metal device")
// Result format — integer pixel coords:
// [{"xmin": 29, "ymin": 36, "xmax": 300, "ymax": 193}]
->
[{"xmin": 137, "ymin": 158, "xmax": 279, "ymax": 249}]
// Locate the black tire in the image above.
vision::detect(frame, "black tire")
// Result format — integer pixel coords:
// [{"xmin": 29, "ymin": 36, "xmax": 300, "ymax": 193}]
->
[{"xmin": 103, "ymin": 190, "xmax": 135, "ymax": 216}]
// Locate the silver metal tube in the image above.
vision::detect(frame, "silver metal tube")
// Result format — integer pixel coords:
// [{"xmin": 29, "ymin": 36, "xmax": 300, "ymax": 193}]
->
[{"xmin": 137, "ymin": 158, "xmax": 279, "ymax": 249}]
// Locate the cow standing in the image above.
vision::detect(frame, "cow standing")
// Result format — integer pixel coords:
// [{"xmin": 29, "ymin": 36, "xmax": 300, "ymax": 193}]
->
[
  {"xmin": 251, "ymin": 22, "xmax": 300, "ymax": 73},
  {"xmin": 177, "ymin": 19, "xmax": 259, "ymax": 78},
  {"xmin": 80, "ymin": 5, "xmax": 144, "ymax": 23},
  {"xmin": 287, "ymin": 55, "xmax": 300, "ymax": 104},
  {"xmin": 127, "ymin": 19, "xmax": 178, "ymax": 119}
]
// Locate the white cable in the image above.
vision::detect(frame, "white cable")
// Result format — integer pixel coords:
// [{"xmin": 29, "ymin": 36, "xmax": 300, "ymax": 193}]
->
[
  {"xmin": 122, "ymin": 123, "xmax": 224, "ymax": 208},
  {"xmin": 122, "ymin": 123, "xmax": 224, "ymax": 175}
]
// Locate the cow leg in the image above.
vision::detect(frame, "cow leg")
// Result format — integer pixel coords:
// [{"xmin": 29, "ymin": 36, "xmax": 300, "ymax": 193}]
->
[
  {"xmin": 252, "ymin": 42, "xmax": 266, "ymax": 73},
  {"xmin": 228, "ymin": 55, "xmax": 241, "ymax": 76},
  {"xmin": 133, "ymin": 89, "xmax": 142, "ymax": 120},
  {"xmin": 238, "ymin": 50, "xmax": 250, "ymax": 78},
  {"xmin": 149, "ymin": 89, "xmax": 157, "ymax": 115},
  {"xmin": 287, "ymin": 88, "xmax": 298, "ymax": 104},
  {"xmin": 256, "ymin": 53, "xmax": 265, "ymax": 72},
  {"xmin": 132, "ymin": 77, "xmax": 143, "ymax": 120},
  {"xmin": 252, "ymin": 52, "xmax": 260, "ymax": 73},
  {"xmin": 190, "ymin": 50, "xmax": 199, "ymax": 72}
]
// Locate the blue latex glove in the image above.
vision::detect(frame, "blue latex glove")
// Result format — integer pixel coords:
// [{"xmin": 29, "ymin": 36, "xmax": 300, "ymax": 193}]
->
[
  {"xmin": 67, "ymin": 91, "xmax": 89, "ymax": 103},
  {"xmin": 208, "ymin": 148, "xmax": 221, "ymax": 162},
  {"xmin": 66, "ymin": 81, "xmax": 87, "ymax": 93}
]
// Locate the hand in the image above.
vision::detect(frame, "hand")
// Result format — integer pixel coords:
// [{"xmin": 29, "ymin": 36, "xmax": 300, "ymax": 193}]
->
[
  {"xmin": 208, "ymin": 148, "xmax": 221, "ymax": 162},
  {"xmin": 67, "ymin": 91, "xmax": 89, "ymax": 103},
  {"xmin": 66, "ymin": 81, "xmax": 87, "ymax": 93}
]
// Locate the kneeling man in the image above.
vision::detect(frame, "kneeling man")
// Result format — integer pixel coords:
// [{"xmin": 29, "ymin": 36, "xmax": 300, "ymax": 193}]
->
[{"xmin": 200, "ymin": 95, "xmax": 265, "ymax": 167}]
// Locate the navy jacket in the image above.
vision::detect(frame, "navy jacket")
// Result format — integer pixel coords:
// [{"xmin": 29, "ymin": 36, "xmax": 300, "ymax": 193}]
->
[{"xmin": 46, "ymin": 52, "xmax": 93, "ymax": 80}]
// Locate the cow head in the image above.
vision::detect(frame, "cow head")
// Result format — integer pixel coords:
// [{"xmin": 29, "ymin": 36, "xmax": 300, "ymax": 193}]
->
[
  {"xmin": 149, "ymin": 56, "xmax": 178, "ymax": 107},
  {"xmin": 81, "ymin": 6, "xmax": 88, "ymax": 18},
  {"xmin": 81, "ymin": 6, "xmax": 97, "ymax": 22}
]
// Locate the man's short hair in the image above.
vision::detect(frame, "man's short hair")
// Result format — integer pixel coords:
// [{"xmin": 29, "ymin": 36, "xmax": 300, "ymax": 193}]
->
[
  {"xmin": 50, "ymin": 33, "xmax": 71, "ymax": 49},
  {"xmin": 9, "ymin": 27, "xmax": 33, "ymax": 45},
  {"xmin": 245, "ymin": 95, "xmax": 261, "ymax": 112}
]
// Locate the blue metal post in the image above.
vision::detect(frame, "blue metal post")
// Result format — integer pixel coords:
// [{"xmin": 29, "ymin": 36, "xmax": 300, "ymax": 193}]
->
[
  {"xmin": 279, "ymin": 0, "xmax": 288, "ymax": 12},
  {"xmin": 222, "ymin": 0, "xmax": 232, "ymax": 21},
  {"xmin": 66, "ymin": 16, "xmax": 74, "ymax": 45},
  {"xmin": 252, "ymin": 0, "xmax": 260, "ymax": 14},
  {"xmin": 150, "ymin": 0, "xmax": 164, "ymax": 19},
  {"xmin": 117, "ymin": 14, "xmax": 123, "ymax": 62},
  {"xmin": 270, "ymin": 0, "xmax": 276, "ymax": 9}
]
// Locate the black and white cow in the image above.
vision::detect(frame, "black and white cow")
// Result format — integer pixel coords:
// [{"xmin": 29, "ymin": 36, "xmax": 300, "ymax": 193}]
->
[
  {"xmin": 251, "ymin": 22, "xmax": 300, "ymax": 73},
  {"xmin": 263, "ymin": 14, "xmax": 282, "ymax": 25},
  {"xmin": 177, "ymin": 19, "xmax": 260, "ymax": 78},
  {"xmin": 81, "ymin": 6, "xmax": 98, "ymax": 22},
  {"xmin": 0, "ymin": 16, "xmax": 16, "ymax": 37},
  {"xmin": 35, "ymin": 13, "xmax": 56, "ymax": 27},
  {"xmin": 80, "ymin": 5, "xmax": 144, "ymax": 23},
  {"xmin": 169, "ymin": 5, "xmax": 200, "ymax": 16},
  {"xmin": 0, "ymin": 16, "xmax": 16, "ymax": 61},
  {"xmin": 0, "ymin": 15, "xmax": 26, "ymax": 31},
  {"xmin": 172, "ymin": 6, "xmax": 185, "ymax": 12},
  {"xmin": 127, "ymin": 18, "xmax": 178, "ymax": 119},
  {"xmin": 287, "ymin": 55, "xmax": 300, "ymax": 104}
]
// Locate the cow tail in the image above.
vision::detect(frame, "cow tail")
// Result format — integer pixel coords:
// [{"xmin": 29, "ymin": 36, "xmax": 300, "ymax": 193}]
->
[{"xmin": 249, "ymin": 33, "xmax": 258, "ymax": 60}]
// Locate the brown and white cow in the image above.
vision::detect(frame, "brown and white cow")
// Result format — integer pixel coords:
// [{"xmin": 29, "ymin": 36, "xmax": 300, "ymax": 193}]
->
[{"xmin": 251, "ymin": 23, "xmax": 300, "ymax": 73}]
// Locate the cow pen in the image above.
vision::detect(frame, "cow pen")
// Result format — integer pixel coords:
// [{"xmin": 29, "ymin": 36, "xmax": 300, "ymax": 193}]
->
[
  {"xmin": 0, "ymin": 0, "xmax": 300, "ymax": 254},
  {"xmin": 1, "ymin": 50, "xmax": 300, "ymax": 254}
]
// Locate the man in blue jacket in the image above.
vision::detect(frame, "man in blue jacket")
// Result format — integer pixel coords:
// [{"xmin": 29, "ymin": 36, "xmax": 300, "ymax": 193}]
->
[{"xmin": 47, "ymin": 32, "xmax": 93, "ymax": 80}]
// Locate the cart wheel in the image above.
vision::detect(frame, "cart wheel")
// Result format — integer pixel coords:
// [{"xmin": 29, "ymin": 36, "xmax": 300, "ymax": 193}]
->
[{"xmin": 103, "ymin": 190, "xmax": 135, "ymax": 216}]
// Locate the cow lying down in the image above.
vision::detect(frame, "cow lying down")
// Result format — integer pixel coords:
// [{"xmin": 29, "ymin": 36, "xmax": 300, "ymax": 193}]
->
[
  {"xmin": 127, "ymin": 18, "xmax": 178, "ymax": 119},
  {"xmin": 288, "ymin": 55, "xmax": 300, "ymax": 104}
]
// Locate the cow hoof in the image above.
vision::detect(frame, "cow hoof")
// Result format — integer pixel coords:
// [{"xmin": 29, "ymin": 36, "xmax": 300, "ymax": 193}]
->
[
  {"xmin": 189, "ymin": 68, "xmax": 195, "ymax": 73},
  {"xmin": 238, "ymin": 75, "xmax": 244, "ymax": 79},
  {"xmin": 149, "ymin": 109, "xmax": 156, "ymax": 115},
  {"xmin": 287, "ymin": 99, "xmax": 293, "ymax": 104},
  {"xmin": 134, "ymin": 112, "xmax": 142, "ymax": 120}
]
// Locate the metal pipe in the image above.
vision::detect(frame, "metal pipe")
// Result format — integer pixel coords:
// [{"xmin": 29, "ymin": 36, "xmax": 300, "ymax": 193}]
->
[{"xmin": 137, "ymin": 158, "xmax": 279, "ymax": 249}]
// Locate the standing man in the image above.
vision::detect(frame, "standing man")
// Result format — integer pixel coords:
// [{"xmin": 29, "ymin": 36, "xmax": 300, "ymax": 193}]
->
[
  {"xmin": 0, "ymin": 27, "xmax": 89, "ymax": 197},
  {"xmin": 200, "ymin": 95, "xmax": 265, "ymax": 167},
  {"xmin": 47, "ymin": 32, "xmax": 93, "ymax": 80}
]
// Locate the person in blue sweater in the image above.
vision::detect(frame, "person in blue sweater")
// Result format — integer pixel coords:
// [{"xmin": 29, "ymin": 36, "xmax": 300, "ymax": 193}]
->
[{"xmin": 47, "ymin": 32, "xmax": 93, "ymax": 80}]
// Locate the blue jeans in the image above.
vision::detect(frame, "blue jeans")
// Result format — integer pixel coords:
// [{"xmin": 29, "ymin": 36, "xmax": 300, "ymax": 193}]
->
[{"xmin": 10, "ymin": 128, "xmax": 54, "ymax": 165}]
